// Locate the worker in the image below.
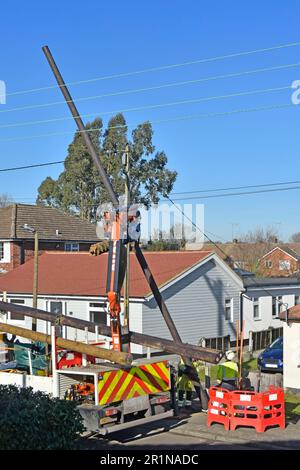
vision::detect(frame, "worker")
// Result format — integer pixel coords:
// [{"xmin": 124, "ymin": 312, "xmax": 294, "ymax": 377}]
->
[
  {"xmin": 177, "ymin": 360, "xmax": 193, "ymax": 408},
  {"xmin": 216, "ymin": 350, "xmax": 239, "ymax": 391},
  {"xmin": 177, "ymin": 360, "xmax": 205, "ymax": 409}
]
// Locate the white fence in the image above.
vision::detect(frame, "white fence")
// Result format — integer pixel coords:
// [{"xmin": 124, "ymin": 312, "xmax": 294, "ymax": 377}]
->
[{"xmin": 0, "ymin": 372, "xmax": 53, "ymax": 394}]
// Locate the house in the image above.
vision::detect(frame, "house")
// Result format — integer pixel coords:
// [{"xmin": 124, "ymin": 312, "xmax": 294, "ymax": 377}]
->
[
  {"xmin": 279, "ymin": 305, "xmax": 300, "ymax": 392},
  {"xmin": 0, "ymin": 250, "xmax": 244, "ymax": 354},
  {"xmin": 258, "ymin": 245, "xmax": 300, "ymax": 277},
  {"xmin": 0, "ymin": 204, "xmax": 99, "ymax": 274},
  {"xmin": 242, "ymin": 276, "xmax": 300, "ymax": 349},
  {"xmin": 1, "ymin": 249, "xmax": 300, "ymax": 355}
]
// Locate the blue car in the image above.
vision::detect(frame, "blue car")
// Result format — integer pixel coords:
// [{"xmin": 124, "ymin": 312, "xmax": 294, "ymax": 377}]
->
[{"xmin": 257, "ymin": 336, "xmax": 283, "ymax": 373}]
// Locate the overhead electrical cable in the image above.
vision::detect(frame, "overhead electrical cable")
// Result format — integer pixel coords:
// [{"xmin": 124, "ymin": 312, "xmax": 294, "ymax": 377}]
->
[{"xmin": 1, "ymin": 40, "xmax": 300, "ymax": 99}]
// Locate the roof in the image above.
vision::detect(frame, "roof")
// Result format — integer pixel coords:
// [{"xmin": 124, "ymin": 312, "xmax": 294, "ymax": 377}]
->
[
  {"xmin": 244, "ymin": 276, "xmax": 300, "ymax": 288},
  {"xmin": 0, "ymin": 250, "xmax": 213, "ymax": 298},
  {"xmin": 0, "ymin": 204, "xmax": 98, "ymax": 241},
  {"xmin": 260, "ymin": 245, "xmax": 300, "ymax": 261},
  {"xmin": 279, "ymin": 304, "xmax": 300, "ymax": 322},
  {"xmin": 200, "ymin": 242, "xmax": 300, "ymax": 262}
]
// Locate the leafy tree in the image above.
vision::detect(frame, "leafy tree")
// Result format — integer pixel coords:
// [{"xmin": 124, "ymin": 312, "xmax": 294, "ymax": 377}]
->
[{"xmin": 37, "ymin": 114, "xmax": 177, "ymax": 221}]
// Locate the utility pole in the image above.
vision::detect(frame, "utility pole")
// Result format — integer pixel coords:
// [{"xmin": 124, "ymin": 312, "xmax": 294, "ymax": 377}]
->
[
  {"xmin": 123, "ymin": 143, "xmax": 130, "ymax": 329},
  {"xmin": 23, "ymin": 225, "xmax": 38, "ymax": 331}
]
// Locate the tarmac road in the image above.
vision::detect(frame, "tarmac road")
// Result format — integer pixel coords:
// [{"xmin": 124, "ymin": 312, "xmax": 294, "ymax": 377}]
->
[{"xmin": 80, "ymin": 415, "xmax": 255, "ymax": 450}]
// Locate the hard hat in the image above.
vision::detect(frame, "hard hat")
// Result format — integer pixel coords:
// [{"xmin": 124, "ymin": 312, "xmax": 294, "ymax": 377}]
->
[{"xmin": 225, "ymin": 350, "xmax": 235, "ymax": 361}]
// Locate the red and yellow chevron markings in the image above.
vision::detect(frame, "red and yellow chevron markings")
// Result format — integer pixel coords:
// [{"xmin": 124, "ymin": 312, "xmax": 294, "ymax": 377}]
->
[{"xmin": 98, "ymin": 361, "xmax": 170, "ymax": 406}]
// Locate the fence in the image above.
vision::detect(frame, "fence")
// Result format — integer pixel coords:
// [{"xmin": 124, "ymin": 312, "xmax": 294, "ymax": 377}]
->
[
  {"xmin": 251, "ymin": 327, "xmax": 283, "ymax": 352},
  {"xmin": 203, "ymin": 335, "xmax": 230, "ymax": 351}
]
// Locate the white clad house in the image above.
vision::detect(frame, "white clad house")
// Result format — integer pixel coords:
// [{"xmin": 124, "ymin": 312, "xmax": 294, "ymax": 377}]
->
[{"xmin": 0, "ymin": 250, "xmax": 300, "ymax": 355}]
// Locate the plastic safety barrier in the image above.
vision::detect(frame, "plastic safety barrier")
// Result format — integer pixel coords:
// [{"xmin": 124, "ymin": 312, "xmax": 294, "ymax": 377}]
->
[
  {"xmin": 207, "ymin": 387, "xmax": 231, "ymax": 431},
  {"xmin": 207, "ymin": 386, "xmax": 285, "ymax": 433}
]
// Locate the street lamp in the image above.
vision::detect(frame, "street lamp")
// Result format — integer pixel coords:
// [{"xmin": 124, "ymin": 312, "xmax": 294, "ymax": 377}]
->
[{"xmin": 22, "ymin": 224, "xmax": 38, "ymax": 331}]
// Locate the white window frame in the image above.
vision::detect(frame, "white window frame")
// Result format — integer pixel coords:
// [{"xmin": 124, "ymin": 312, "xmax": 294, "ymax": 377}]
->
[
  {"xmin": 279, "ymin": 260, "xmax": 290, "ymax": 270},
  {"xmin": 64, "ymin": 242, "xmax": 79, "ymax": 252},
  {"xmin": 295, "ymin": 295, "xmax": 300, "ymax": 306},
  {"xmin": 272, "ymin": 296, "xmax": 283, "ymax": 318},
  {"xmin": 265, "ymin": 260, "xmax": 272, "ymax": 268},
  {"xmin": 0, "ymin": 241, "xmax": 10, "ymax": 263},
  {"xmin": 224, "ymin": 298, "xmax": 233, "ymax": 323},
  {"xmin": 88, "ymin": 302, "xmax": 108, "ymax": 326},
  {"xmin": 252, "ymin": 297, "xmax": 261, "ymax": 321}
]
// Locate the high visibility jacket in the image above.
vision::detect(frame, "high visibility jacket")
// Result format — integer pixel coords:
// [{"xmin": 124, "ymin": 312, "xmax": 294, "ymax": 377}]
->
[
  {"xmin": 217, "ymin": 361, "xmax": 238, "ymax": 382},
  {"xmin": 177, "ymin": 360, "xmax": 202, "ymax": 392}
]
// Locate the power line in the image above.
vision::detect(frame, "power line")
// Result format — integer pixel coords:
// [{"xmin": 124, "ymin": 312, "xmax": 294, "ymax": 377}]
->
[
  {"xmin": 0, "ymin": 161, "xmax": 64, "ymax": 173},
  {"xmin": 165, "ymin": 185, "xmax": 300, "ymax": 201},
  {"xmin": 165, "ymin": 195, "xmax": 292, "ymax": 307},
  {"xmin": 0, "ymin": 84, "xmax": 291, "ymax": 130},
  {"xmin": 171, "ymin": 179, "xmax": 300, "ymax": 195},
  {"xmin": 1, "ymin": 61, "xmax": 300, "ymax": 115},
  {"xmin": 0, "ymin": 101, "xmax": 294, "ymax": 144},
  {"xmin": 15, "ymin": 183, "xmax": 300, "ymax": 204},
  {"xmin": 2, "ymin": 40, "xmax": 300, "ymax": 99}
]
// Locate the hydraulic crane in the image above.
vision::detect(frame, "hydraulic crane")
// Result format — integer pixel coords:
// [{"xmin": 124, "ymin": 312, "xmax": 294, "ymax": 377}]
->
[{"xmin": 42, "ymin": 45, "xmax": 216, "ymax": 410}]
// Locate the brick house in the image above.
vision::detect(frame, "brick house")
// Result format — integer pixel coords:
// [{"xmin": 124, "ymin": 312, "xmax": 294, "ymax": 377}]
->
[
  {"xmin": 0, "ymin": 204, "xmax": 99, "ymax": 274},
  {"xmin": 258, "ymin": 246, "xmax": 300, "ymax": 277}
]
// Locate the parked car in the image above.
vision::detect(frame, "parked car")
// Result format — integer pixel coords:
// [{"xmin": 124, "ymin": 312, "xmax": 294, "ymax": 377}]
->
[{"xmin": 257, "ymin": 336, "xmax": 283, "ymax": 373}]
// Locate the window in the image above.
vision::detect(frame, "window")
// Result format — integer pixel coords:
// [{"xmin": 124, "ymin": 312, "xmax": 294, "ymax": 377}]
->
[
  {"xmin": 0, "ymin": 241, "xmax": 10, "ymax": 263},
  {"xmin": 279, "ymin": 260, "xmax": 290, "ymax": 270},
  {"xmin": 272, "ymin": 296, "xmax": 283, "ymax": 318},
  {"xmin": 9, "ymin": 299, "xmax": 25, "ymax": 321},
  {"xmin": 89, "ymin": 302, "xmax": 108, "ymax": 325},
  {"xmin": 265, "ymin": 260, "xmax": 272, "ymax": 268},
  {"xmin": 253, "ymin": 297, "xmax": 260, "ymax": 320},
  {"xmin": 50, "ymin": 301, "xmax": 63, "ymax": 315},
  {"xmin": 224, "ymin": 298, "xmax": 233, "ymax": 322},
  {"xmin": 65, "ymin": 242, "xmax": 79, "ymax": 252},
  {"xmin": 90, "ymin": 311, "xmax": 108, "ymax": 325},
  {"xmin": 295, "ymin": 295, "xmax": 300, "ymax": 306}
]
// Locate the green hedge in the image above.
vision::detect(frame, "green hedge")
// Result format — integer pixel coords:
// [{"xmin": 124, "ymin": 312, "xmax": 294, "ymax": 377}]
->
[{"xmin": 0, "ymin": 385, "xmax": 85, "ymax": 450}]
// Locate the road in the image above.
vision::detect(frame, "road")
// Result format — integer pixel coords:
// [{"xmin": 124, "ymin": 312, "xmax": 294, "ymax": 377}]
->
[{"xmin": 80, "ymin": 416, "xmax": 254, "ymax": 450}]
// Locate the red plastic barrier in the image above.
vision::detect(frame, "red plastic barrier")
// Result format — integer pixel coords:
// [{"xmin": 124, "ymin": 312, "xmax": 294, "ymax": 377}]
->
[
  {"xmin": 207, "ymin": 387, "xmax": 231, "ymax": 431},
  {"xmin": 230, "ymin": 390, "xmax": 264, "ymax": 432},
  {"xmin": 207, "ymin": 387, "xmax": 285, "ymax": 433},
  {"xmin": 260, "ymin": 386, "xmax": 285, "ymax": 433}
]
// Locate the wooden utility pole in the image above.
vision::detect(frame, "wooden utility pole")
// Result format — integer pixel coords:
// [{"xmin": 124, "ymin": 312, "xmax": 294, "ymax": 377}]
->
[
  {"xmin": 123, "ymin": 143, "xmax": 130, "ymax": 329},
  {"xmin": 0, "ymin": 321, "xmax": 132, "ymax": 366},
  {"xmin": 0, "ymin": 301, "xmax": 223, "ymax": 363},
  {"xmin": 32, "ymin": 230, "xmax": 39, "ymax": 331}
]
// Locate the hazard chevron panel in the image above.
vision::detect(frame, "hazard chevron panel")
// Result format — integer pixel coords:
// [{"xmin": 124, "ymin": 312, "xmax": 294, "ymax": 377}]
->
[{"xmin": 98, "ymin": 361, "xmax": 171, "ymax": 406}]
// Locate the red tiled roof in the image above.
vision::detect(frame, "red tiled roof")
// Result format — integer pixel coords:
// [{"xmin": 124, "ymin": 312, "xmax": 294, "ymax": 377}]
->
[
  {"xmin": 279, "ymin": 304, "xmax": 300, "ymax": 322},
  {"xmin": 0, "ymin": 250, "xmax": 213, "ymax": 298}
]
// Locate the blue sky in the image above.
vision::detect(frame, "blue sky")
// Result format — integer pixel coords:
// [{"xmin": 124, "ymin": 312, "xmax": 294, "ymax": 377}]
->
[{"xmin": 0, "ymin": 1, "xmax": 300, "ymax": 241}]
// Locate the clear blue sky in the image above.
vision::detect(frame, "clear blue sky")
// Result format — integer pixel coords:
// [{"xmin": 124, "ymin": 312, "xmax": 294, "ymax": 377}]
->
[{"xmin": 0, "ymin": 1, "xmax": 300, "ymax": 241}]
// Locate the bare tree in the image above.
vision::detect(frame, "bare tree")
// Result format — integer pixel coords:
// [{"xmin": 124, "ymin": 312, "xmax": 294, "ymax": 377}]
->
[
  {"xmin": 290, "ymin": 232, "xmax": 300, "ymax": 243},
  {"xmin": 0, "ymin": 193, "xmax": 13, "ymax": 208},
  {"xmin": 234, "ymin": 226, "xmax": 281, "ymax": 274}
]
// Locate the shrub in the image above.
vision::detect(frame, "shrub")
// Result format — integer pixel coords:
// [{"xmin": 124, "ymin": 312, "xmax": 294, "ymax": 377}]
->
[{"xmin": 0, "ymin": 385, "xmax": 85, "ymax": 450}]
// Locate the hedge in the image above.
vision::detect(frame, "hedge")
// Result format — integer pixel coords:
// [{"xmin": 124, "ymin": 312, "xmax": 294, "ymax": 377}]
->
[{"xmin": 0, "ymin": 385, "xmax": 85, "ymax": 450}]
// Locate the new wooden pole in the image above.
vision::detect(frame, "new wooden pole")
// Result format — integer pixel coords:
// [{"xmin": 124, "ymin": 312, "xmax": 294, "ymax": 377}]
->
[{"xmin": 0, "ymin": 322, "xmax": 132, "ymax": 366}]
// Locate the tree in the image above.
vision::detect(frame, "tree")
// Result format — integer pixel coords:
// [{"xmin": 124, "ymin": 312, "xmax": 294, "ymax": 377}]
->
[
  {"xmin": 37, "ymin": 114, "xmax": 177, "ymax": 221},
  {"xmin": 0, "ymin": 193, "xmax": 13, "ymax": 208},
  {"xmin": 290, "ymin": 232, "xmax": 300, "ymax": 243},
  {"xmin": 235, "ymin": 226, "xmax": 281, "ymax": 274}
]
